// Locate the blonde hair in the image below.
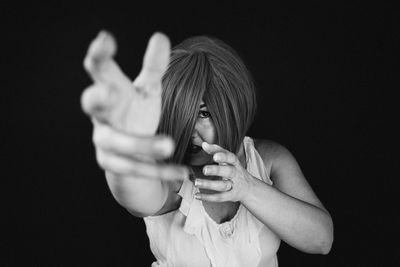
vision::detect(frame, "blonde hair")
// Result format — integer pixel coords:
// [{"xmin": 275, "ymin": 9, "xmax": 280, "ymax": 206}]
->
[{"xmin": 157, "ymin": 36, "xmax": 257, "ymax": 164}]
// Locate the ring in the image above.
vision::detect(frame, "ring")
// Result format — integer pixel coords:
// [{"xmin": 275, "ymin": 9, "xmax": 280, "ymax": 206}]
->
[{"xmin": 224, "ymin": 178, "xmax": 233, "ymax": 191}]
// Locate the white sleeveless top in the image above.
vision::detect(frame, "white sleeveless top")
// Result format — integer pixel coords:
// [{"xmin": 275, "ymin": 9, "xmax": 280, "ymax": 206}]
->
[{"xmin": 143, "ymin": 137, "xmax": 281, "ymax": 267}]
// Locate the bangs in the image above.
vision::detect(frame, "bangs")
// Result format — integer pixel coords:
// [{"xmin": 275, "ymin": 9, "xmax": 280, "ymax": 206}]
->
[
  {"xmin": 157, "ymin": 35, "xmax": 257, "ymax": 165},
  {"xmin": 203, "ymin": 67, "xmax": 250, "ymax": 155},
  {"xmin": 157, "ymin": 51, "xmax": 212, "ymax": 163}
]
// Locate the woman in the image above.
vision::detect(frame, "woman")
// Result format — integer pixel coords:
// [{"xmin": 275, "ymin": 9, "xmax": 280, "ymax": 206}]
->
[{"xmin": 81, "ymin": 31, "xmax": 333, "ymax": 266}]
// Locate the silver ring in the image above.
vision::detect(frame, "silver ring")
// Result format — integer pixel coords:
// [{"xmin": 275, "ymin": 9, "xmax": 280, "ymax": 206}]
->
[{"xmin": 225, "ymin": 179, "xmax": 233, "ymax": 191}]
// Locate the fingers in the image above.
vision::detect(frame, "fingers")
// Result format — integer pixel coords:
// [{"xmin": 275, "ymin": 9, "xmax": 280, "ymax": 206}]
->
[
  {"xmin": 213, "ymin": 151, "xmax": 240, "ymax": 166},
  {"xmin": 81, "ymin": 84, "xmax": 115, "ymax": 122},
  {"xmin": 134, "ymin": 32, "xmax": 171, "ymax": 94},
  {"xmin": 142, "ymin": 32, "xmax": 170, "ymax": 76},
  {"xmin": 195, "ymin": 191, "xmax": 231, "ymax": 202},
  {"xmin": 86, "ymin": 30, "xmax": 116, "ymax": 67},
  {"xmin": 202, "ymin": 142, "xmax": 240, "ymax": 167},
  {"xmin": 203, "ymin": 164, "xmax": 236, "ymax": 179},
  {"xmin": 83, "ymin": 30, "xmax": 132, "ymax": 91},
  {"xmin": 96, "ymin": 147, "xmax": 189, "ymax": 181},
  {"xmin": 92, "ymin": 119, "xmax": 174, "ymax": 160},
  {"xmin": 194, "ymin": 179, "xmax": 233, "ymax": 192},
  {"xmin": 201, "ymin": 142, "xmax": 224, "ymax": 154},
  {"xmin": 91, "ymin": 119, "xmax": 189, "ymax": 180}
]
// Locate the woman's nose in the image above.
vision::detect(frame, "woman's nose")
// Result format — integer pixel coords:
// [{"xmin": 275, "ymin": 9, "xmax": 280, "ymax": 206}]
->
[
  {"xmin": 191, "ymin": 126, "xmax": 201, "ymax": 142},
  {"xmin": 191, "ymin": 131, "xmax": 199, "ymax": 141}
]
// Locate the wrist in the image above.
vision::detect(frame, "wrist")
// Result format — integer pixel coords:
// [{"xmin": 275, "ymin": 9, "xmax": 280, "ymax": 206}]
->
[{"xmin": 240, "ymin": 174, "xmax": 259, "ymax": 203}]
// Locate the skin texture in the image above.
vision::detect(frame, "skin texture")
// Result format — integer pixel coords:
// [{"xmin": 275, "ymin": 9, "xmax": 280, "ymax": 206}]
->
[
  {"xmin": 185, "ymin": 102, "xmax": 216, "ymax": 166},
  {"xmin": 81, "ymin": 31, "xmax": 333, "ymax": 254},
  {"xmin": 82, "ymin": 31, "xmax": 188, "ymax": 216},
  {"xmin": 195, "ymin": 141, "xmax": 333, "ymax": 254}
]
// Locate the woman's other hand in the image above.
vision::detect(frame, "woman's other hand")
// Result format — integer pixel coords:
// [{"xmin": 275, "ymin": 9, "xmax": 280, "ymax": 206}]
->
[{"xmin": 194, "ymin": 142, "xmax": 256, "ymax": 202}]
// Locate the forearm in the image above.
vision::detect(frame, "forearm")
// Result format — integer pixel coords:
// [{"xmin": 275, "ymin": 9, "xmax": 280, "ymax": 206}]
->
[
  {"xmin": 105, "ymin": 171, "xmax": 168, "ymax": 217},
  {"xmin": 242, "ymin": 177, "xmax": 333, "ymax": 254}
]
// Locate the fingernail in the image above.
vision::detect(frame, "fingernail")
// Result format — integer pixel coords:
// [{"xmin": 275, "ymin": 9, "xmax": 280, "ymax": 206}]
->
[
  {"xmin": 203, "ymin": 167, "xmax": 209, "ymax": 175},
  {"xmin": 213, "ymin": 154, "xmax": 221, "ymax": 162},
  {"xmin": 93, "ymin": 30, "xmax": 115, "ymax": 57},
  {"xmin": 195, "ymin": 193, "xmax": 202, "ymax": 200},
  {"xmin": 194, "ymin": 179, "xmax": 202, "ymax": 187}
]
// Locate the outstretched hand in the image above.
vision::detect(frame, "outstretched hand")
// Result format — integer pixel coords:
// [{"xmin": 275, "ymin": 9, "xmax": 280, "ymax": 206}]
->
[
  {"xmin": 81, "ymin": 30, "xmax": 170, "ymax": 136},
  {"xmin": 81, "ymin": 31, "xmax": 189, "ymax": 180}
]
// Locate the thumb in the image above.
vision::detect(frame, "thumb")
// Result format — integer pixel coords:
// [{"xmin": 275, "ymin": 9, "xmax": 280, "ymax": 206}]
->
[{"xmin": 135, "ymin": 32, "xmax": 171, "ymax": 91}]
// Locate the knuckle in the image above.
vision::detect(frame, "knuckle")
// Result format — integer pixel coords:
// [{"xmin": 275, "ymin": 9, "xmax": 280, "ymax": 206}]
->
[
  {"xmin": 92, "ymin": 129, "xmax": 101, "ymax": 146},
  {"xmin": 92, "ymin": 131, "xmax": 104, "ymax": 148},
  {"xmin": 93, "ymin": 124, "xmax": 111, "ymax": 147},
  {"xmin": 80, "ymin": 88, "xmax": 91, "ymax": 113},
  {"xmin": 83, "ymin": 56, "xmax": 93, "ymax": 71},
  {"xmin": 95, "ymin": 150, "xmax": 108, "ymax": 168}
]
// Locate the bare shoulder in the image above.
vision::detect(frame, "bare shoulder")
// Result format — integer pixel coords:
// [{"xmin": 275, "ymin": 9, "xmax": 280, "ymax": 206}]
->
[
  {"xmin": 253, "ymin": 138, "xmax": 291, "ymax": 162},
  {"xmin": 253, "ymin": 138, "xmax": 300, "ymax": 176},
  {"xmin": 253, "ymin": 138, "xmax": 328, "ymax": 211}
]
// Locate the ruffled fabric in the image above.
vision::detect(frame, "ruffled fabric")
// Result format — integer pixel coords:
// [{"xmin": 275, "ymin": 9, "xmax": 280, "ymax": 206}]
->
[
  {"xmin": 177, "ymin": 177, "xmax": 204, "ymax": 235},
  {"xmin": 144, "ymin": 136, "xmax": 278, "ymax": 267},
  {"xmin": 174, "ymin": 136, "xmax": 272, "ymax": 267}
]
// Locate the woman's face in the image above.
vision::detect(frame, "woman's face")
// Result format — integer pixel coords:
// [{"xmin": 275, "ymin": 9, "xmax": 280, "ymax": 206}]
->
[{"xmin": 185, "ymin": 100, "xmax": 216, "ymax": 166}]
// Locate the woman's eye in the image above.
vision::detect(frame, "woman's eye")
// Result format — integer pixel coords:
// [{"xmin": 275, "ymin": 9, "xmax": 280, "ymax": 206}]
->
[{"xmin": 198, "ymin": 111, "xmax": 211, "ymax": 118}]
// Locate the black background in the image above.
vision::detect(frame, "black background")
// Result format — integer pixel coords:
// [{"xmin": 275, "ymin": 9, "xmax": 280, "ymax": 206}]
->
[{"xmin": 3, "ymin": 2, "xmax": 398, "ymax": 266}]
